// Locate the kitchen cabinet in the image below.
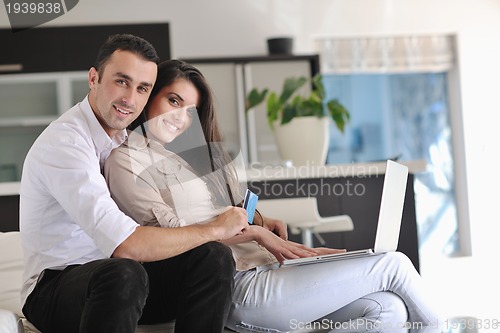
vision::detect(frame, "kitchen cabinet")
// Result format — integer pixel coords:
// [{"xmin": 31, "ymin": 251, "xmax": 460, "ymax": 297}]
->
[
  {"xmin": 0, "ymin": 195, "xmax": 19, "ymax": 232},
  {"xmin": 0, "ymin": 23, "xmax": 170, "ymax": 74},
  {"xmin": 0, "ymin": 28, "xmax": 64, "ymax": 73},
  {"xmin": 0, "ymin": 71, "xmax": 88, "ymax": 182}
]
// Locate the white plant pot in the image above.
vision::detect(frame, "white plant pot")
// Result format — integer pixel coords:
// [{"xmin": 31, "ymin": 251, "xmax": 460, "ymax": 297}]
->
[{"xmin": 273, "ymin": 116, "xmax": 329, "ymax": 166}]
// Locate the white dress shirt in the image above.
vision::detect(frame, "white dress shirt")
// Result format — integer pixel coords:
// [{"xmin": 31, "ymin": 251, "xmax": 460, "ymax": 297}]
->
[{"xmin": 19, "ymin": 96, "xmax": 139, "ymax": 305}]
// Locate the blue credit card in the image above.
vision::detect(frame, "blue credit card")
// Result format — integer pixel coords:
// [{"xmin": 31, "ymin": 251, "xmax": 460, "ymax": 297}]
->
[{"xmin": 242, "ymin": 189, "xmax": 258, "ymax": 224}]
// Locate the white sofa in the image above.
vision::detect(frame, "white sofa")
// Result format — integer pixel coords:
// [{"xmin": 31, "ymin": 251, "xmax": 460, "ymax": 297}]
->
[
  {"xmin": 0, "ymin": 231, "xmax": 234, "ymax": 333},
  {"xmin": 0, "ymin": 232, "xmax": 25, "ymax": 333}
]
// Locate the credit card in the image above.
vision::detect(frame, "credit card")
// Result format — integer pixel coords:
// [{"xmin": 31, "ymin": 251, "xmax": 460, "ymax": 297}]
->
[{"xmin": 242, "ymin": 189, "xmax": 258, "ymax": 224}]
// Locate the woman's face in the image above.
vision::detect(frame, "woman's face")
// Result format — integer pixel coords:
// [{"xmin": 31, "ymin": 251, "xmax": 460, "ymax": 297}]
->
[{"xmin": 146, "ymin": 78, "xmax": 199, "ymax": 144}]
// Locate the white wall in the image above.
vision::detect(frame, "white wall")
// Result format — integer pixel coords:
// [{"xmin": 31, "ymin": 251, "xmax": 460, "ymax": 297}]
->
[
  {"xmin": 2, "ymin": 0, "xmax": 499, "ymax": 323},
  {"xmin": 0, "ymin": 0, "xmax": 306, "ymax": 58}
]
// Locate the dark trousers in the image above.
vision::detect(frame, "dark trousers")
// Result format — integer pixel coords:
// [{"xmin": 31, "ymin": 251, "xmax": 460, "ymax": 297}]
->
[{"xmin": 23, "ymin": 242, "xmax": 235, "ymax": 333}]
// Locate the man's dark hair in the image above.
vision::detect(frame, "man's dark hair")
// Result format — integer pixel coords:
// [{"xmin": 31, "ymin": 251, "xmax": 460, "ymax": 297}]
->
[{"xmin": 94, "ymin": 34, "xmax": 160, "ymax": 79}]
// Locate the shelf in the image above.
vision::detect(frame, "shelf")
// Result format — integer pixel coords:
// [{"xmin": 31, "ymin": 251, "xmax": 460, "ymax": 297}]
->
[
  {"xmin": 1, "ymin": 23, "xmax": 170, "ymax": 74},
  {"xmin": 0, "ymin": 182, "xmax": 20, "ymax": 196},
  {"xmin": 0, "ymin": 71, "xmax": 87, "ymax": 184},
  {"xmin": 0, "ymin": 115, "xmax": 56, "ymax": 127}
]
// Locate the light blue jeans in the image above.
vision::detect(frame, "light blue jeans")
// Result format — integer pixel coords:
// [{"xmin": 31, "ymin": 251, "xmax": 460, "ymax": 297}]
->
[{"xmin": 227, "ymin": 252, "xmax": 442, "ymax": 332}]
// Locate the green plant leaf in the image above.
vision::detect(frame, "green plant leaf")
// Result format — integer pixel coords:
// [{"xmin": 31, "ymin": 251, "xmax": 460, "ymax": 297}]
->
[
  {"xmin": 312, "ymin": 74, "xmax": 326, "ymax": 100},
  {"xmin": 281, "ymin": 104, "xmax": 296, "ymax": 125},
  {"xmin": 245, "ymin": 74, "xmax": 351, "ymax": 132},
  {"xmin": 245, "ymin": 88, "xmax": 268, "ymax": 111},
  {"xmin": 327, "ymin": 99, "xmax": 350, "ymax": 133},
  {"xmin": 280, "ymin": 77, "xmax": 307, "ymax": 104},
  {"xmin": 266, "ymin": 92, "xmax": 280, "ymax": 128}
]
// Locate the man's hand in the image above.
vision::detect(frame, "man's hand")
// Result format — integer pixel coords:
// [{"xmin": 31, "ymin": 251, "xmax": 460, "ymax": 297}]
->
[
  {"xmin": 210, "ymin": 206, "xmax": 248, "ymax": 241},
  {"xmin": 114, "ymin": 207, "xmax": 248, "ymax": 262}
]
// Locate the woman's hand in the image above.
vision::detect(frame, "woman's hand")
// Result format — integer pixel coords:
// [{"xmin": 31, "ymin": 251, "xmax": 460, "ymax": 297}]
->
[
  {"xmin": 260, "ymin": 215, "xmax": 288, "ymax": 240},
  {"xmin": 253, "ymin": 227, "xmax": 346, "ymax": 264},
  {"xmin": 218, "ymin": 209, "xmax": 345, "ymax": 264}
]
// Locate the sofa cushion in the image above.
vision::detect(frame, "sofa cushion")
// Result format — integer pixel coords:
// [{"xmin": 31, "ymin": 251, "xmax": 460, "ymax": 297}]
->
[
  {"xmin": 0, "ymin": 232, "xmax": 24, "ymax": 317},
  {"xmin": 0, "ymin": 309, "xmax": 23, "ymax": 333}
]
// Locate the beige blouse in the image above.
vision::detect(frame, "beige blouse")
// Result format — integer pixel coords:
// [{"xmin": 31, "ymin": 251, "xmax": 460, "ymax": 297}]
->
[{"xmin": 104, "ymin": 131, "xmax": 277, "ymax": 271}]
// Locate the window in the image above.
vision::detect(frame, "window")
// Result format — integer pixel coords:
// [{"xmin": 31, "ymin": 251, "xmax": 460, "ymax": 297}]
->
[{"xmin": 316, "ymin": 34, "xmax": 470, "ymax": 257}]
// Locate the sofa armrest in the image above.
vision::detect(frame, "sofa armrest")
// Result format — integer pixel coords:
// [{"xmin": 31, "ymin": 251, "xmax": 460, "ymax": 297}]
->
[
  {"xmin": 0, "ymin": 309, "xmax": 24, "ymax": 333},
  {"xmin": 0, "ymin": 232, "xmax": 24, "ymax": 317}
]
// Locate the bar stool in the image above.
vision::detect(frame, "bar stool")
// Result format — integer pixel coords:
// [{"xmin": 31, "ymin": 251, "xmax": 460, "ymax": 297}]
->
[{"xmin": 257, "ymin": 197, "xmax": 354, "ymax": 248}]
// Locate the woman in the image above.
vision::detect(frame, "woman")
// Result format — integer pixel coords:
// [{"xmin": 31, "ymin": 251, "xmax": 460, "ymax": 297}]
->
[{"xmin": 104, "ymin": 59, "xmax": 442, "ymax": 332}]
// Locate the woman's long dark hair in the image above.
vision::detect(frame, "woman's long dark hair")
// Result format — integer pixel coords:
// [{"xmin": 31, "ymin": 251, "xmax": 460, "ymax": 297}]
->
[{"xmin": 130, "ymin": 59, "xmax": 242, "ymax": 206}]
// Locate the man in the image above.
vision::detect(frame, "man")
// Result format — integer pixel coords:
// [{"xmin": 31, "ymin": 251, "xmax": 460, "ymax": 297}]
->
[{"xmin": 20, "ymin": 34, "xmax": 247, "ymax": 333}]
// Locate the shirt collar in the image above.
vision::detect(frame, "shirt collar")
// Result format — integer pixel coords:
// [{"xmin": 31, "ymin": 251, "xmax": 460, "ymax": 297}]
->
[
  {"xmin": 125, "ymin": 129, "xmax": 166, "ymax": 154},
  {"xmin": 80, "ymin": 95, "xmax": 128, "ymax": 152}
]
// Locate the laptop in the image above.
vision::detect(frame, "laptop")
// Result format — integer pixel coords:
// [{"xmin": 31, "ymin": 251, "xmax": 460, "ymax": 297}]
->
[{"xmin": 280, "ymin": 160, "xmax": 409, "ymax": 267}]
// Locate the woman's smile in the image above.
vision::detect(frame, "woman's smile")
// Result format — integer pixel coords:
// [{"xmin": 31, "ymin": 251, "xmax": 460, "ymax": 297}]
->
[
  {"xmin": 163, "ymin": 119, "xmax": 181, "ymax": 132},
  {"xmin": 146, "ymin": 78, "xmax": 200, "ymax": 144}
]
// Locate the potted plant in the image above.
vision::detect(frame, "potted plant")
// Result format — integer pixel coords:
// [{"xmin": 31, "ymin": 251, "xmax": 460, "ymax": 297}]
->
[{"xmin": 245, "ymin": 74, "xmax": 350, "ymax": 166}]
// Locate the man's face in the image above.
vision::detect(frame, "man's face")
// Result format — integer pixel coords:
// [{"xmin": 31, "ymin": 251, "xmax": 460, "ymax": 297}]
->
[{"xmin": 88, "ymin": 50, "xmax": 157, "ymax": 137}]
